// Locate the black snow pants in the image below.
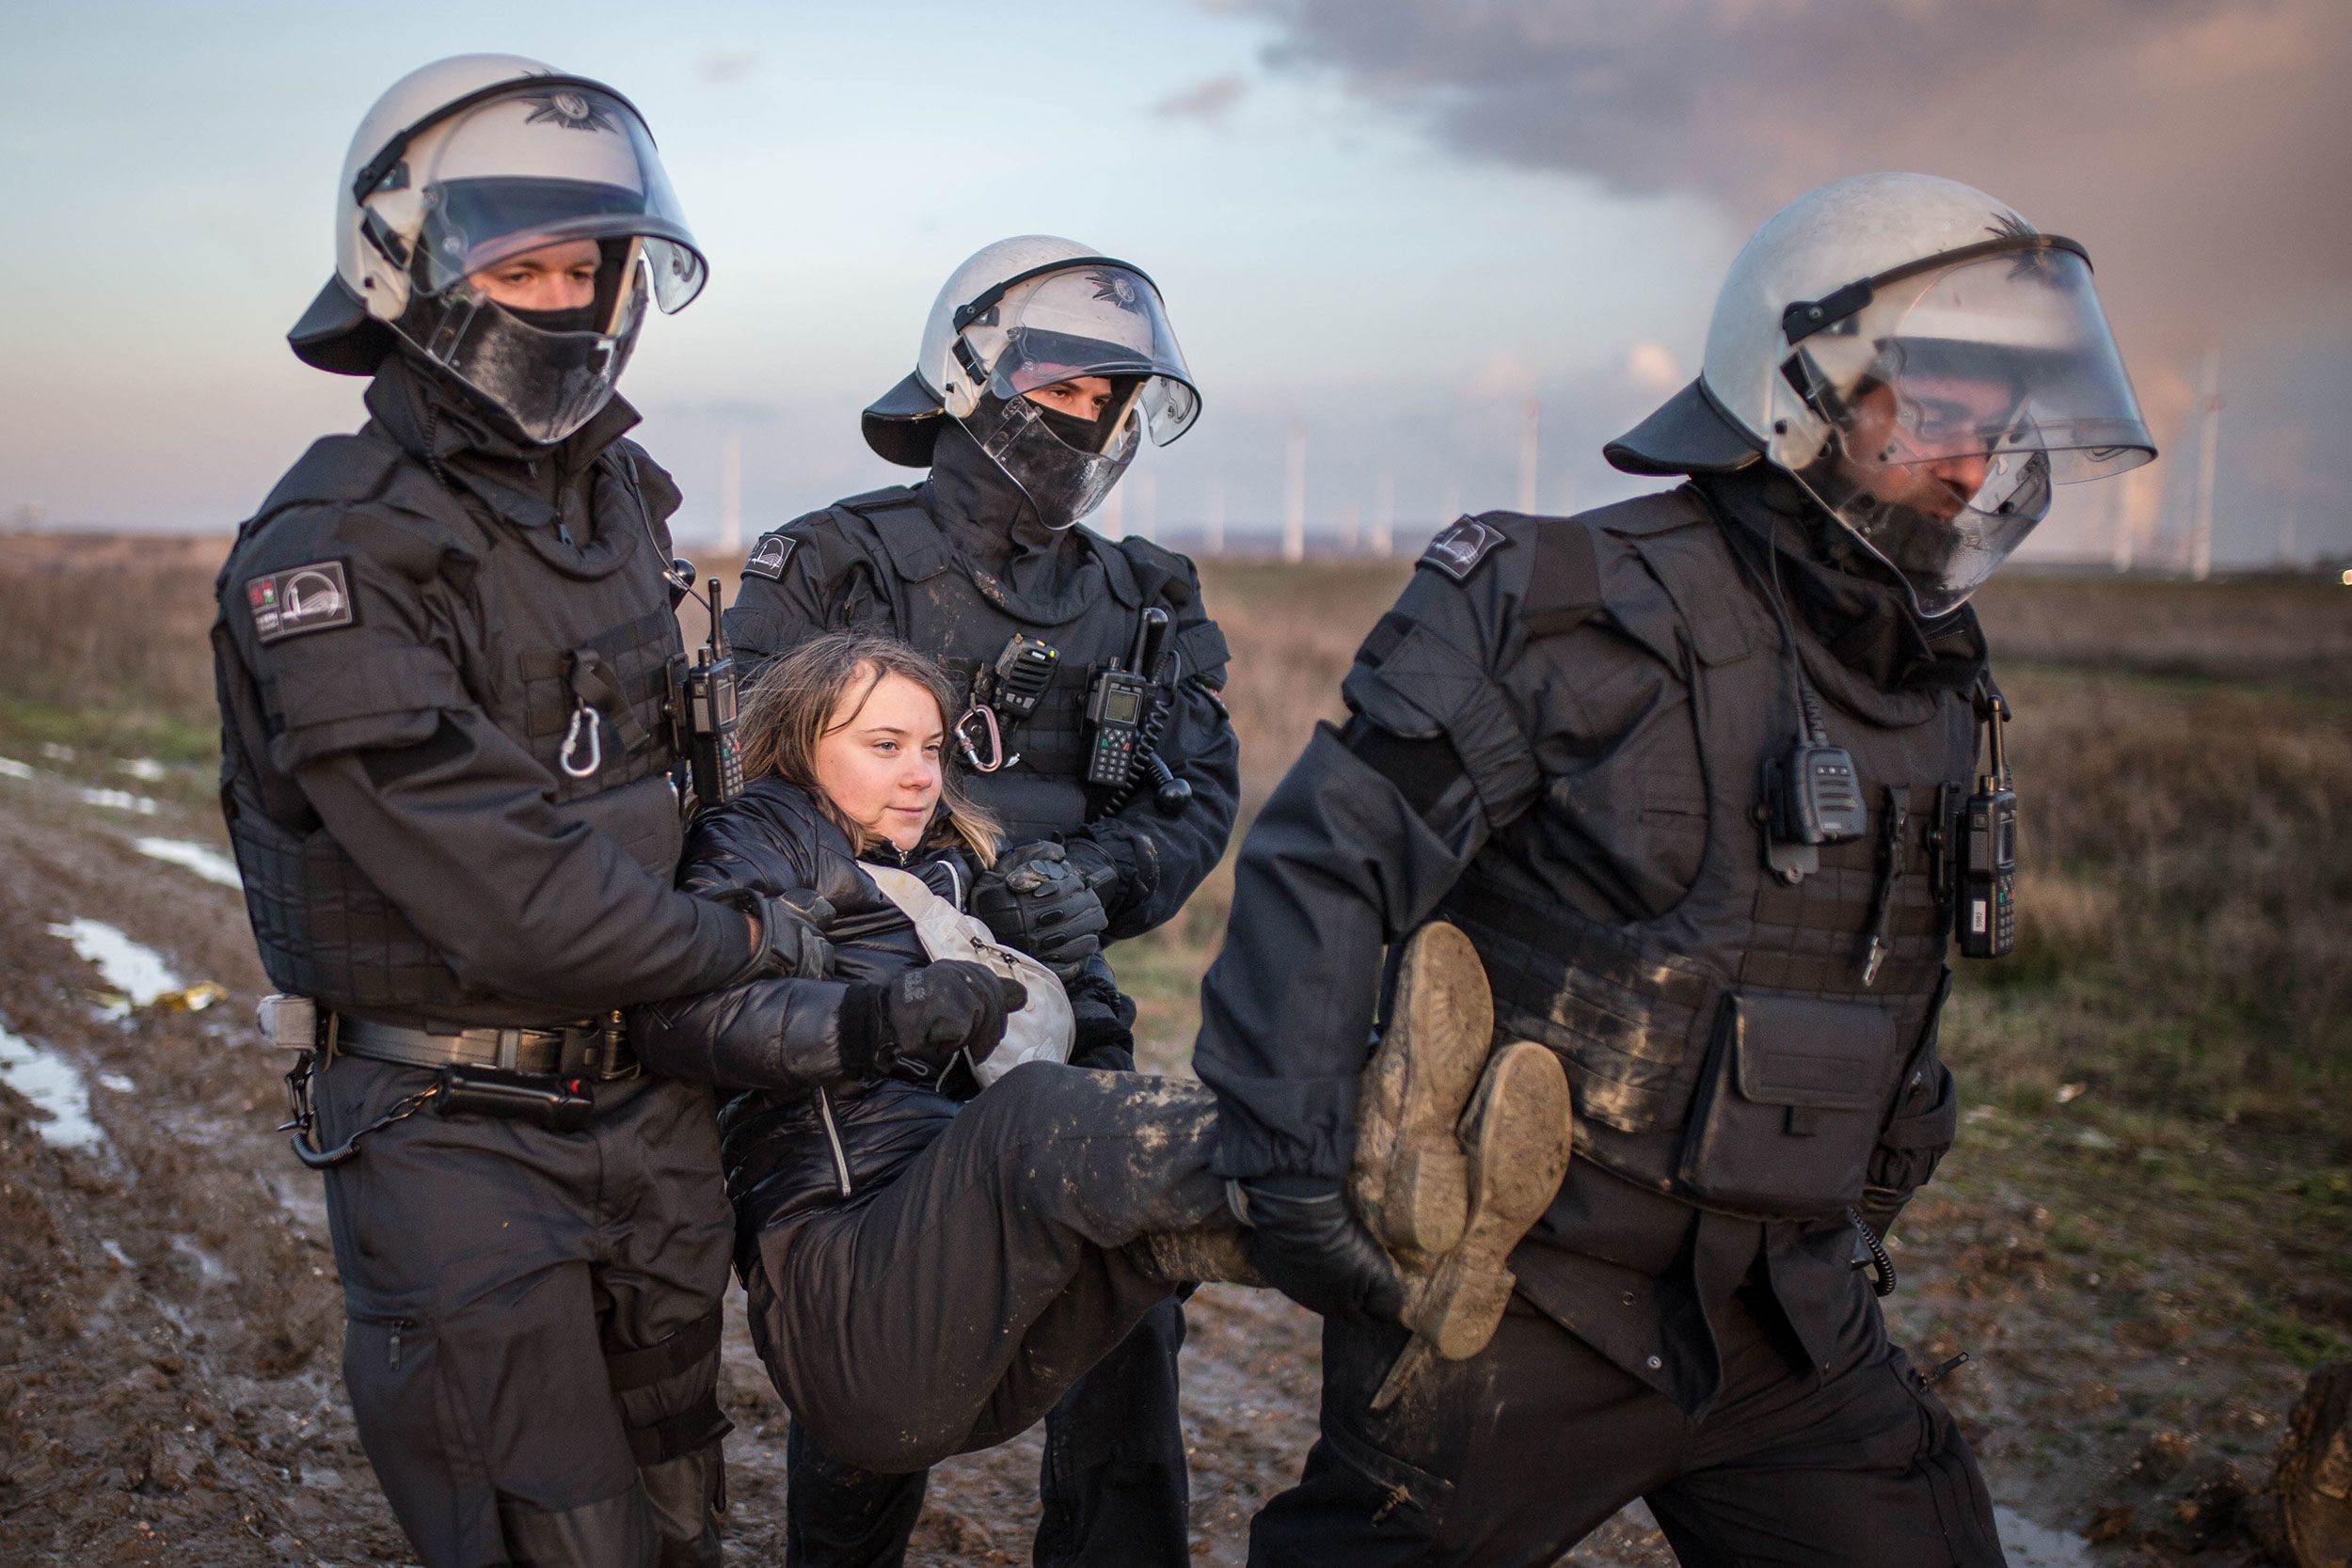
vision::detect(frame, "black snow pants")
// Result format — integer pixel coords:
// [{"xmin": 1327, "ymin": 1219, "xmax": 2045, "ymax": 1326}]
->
[
  {"xmin": 740, "ymin": 1061, "xmax": 1231, "ymax": 1560},
  {"xmin": 316, "ymin": 1053, "xmax": 735, "ymax": 1568},
  {"xmin": 1248, "ymin": 1277, "xmax": 2006, "ymax": 1567}
]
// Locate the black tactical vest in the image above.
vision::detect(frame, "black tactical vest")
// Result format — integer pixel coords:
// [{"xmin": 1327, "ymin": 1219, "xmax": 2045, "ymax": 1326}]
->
[
  {"xmin": 805, "ymin": 488, "xmax": 1207, "ymax": 843},
  {"xmin": 1435, "ymin": 494, "xmax": 1979, "ymax": 1220},
  {"xmin": 216, "ymin": 427, "xmax": 688, "ymax": 1022}
]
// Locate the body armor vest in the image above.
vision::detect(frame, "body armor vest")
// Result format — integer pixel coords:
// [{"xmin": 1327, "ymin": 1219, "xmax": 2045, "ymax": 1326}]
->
[
  {"xmin": 811, "ymin": 488, "xmax": 1190, "ymax": 844},
  {"xmin": 1435, "ymin": 496, "xmax": 1978, "ymax": 1219},
  {"xmin": 217, "ymin": 426, "xmax": 688, "ymax": 1023}
]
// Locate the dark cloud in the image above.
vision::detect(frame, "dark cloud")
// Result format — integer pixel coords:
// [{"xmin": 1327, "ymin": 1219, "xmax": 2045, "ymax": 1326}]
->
[
  {"xmin": 1227, "ymin": 0, "xmax": 2352, "ymax": 554},
  {"xmin": 1153, "ymin": 72, "xmax": 1250, "ymax": 122},
  {"xmin": 1234, "ymin": 0, "xmax": 2350, "ymax": 341}
]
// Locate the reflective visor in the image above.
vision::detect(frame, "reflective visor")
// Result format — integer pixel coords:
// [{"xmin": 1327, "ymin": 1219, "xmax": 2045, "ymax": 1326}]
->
[
  {"xmin": 1772, "ymin": 245, "xmax": 2154, "ymax": 615},
  {"xmin": 395, "ymin": 84, "xmax": 705, "ymax": 312},
  {"xmin": 1774, "ymin": 247, "xmax": 2153, "ymax": 483},
  {"xmin": 963, "ymin": 264, "xmax": 1200, "ymax": 447}
]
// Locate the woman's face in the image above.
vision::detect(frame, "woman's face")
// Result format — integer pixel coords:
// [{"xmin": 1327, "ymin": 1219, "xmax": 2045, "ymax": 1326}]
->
[{"xmin": 812, "ymin": 668, "xmax": 946, "ymax": 853}]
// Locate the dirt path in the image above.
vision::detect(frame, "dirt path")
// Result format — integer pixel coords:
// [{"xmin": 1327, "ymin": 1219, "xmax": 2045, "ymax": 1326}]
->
[{"xmin": 0, "ymin": 746, "xmax": 2285, "ymax": 1566}]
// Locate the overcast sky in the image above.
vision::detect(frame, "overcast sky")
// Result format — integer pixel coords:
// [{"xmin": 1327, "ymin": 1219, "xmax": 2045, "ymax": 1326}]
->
[{"xmin": 2, "ymin": 0, "xmax": 2343, "ymax": 566}]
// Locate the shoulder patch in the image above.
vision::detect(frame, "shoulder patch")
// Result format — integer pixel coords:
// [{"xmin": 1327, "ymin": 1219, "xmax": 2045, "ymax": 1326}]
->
[
  {"xmin": 1418, "ymin": 516, "xmax": 1510, "ymax": 582},
  {"xmin": 742, "ymin": 532, "xmax": 796, "ymax": 581},
  {"xmin": 246, "ymin": 560, "xmax": 357, "ymax": 643}
]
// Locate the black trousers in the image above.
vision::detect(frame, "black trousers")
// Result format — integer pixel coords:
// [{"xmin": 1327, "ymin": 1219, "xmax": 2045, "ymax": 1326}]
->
[
  {"xmin": 1248, "ymin": 1282, "xmax": 2006, "ymax": 1567},
  {"xmin": 317, "ymin": 1055, "xmax": 735, "ymax": 1568},
  {"xmin": 743, "ymin": 1064, "xmax": 1228, "ymax": 1564},
  {"xmin": 781, "ymin": 1298, "xmax": 1190, "ymax": 1568}
]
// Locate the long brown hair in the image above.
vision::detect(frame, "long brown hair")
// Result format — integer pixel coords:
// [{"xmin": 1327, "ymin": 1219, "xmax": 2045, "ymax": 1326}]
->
[{"xmin": 736, "ymin": 630, "xmax": 1001, "ymax": 866}]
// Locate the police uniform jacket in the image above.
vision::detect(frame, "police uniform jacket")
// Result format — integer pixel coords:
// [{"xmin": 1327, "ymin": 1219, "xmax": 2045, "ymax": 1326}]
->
[
  {"xmin": 722, "ymin": 424, "xmax": 1239, "ymax": 942},
  {"xmin": 1193, "ymin": 467, "xmax": 1987, "ymax": 1415},
  {"xmin": 213, "ymin": 357, "xmax": 755, "ymax": 1026}
]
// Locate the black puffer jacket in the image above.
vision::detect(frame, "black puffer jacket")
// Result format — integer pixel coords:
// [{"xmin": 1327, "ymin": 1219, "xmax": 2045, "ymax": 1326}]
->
[{"xmin": 629, "ymin": 777, "xmax": 1128, "ymax": 1261}]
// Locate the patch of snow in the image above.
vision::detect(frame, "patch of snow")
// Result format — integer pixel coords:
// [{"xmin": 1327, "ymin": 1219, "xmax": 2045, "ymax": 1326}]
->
[
  {"xmin": 99, "ymin": 1071, "xmax": 135, "ymax": 1092},
  {"xmin": 119, "ymin": 758, "xmax": 168, "ymax": 782},
  {"xmin": 0, "ymin": 1020, "xmax": 107, "ymax": 1151},
  {"xmin": 40, "ymin": 742, "xmax": 73, "ymax": 762},
  {"xmin": 46, "ymin": 919, "xmax": 183, "ymax": 1011},
  {"xmin": 134, "ymin": 837, "xmax": 242, "ymax": 889},
  {"xmin": 77, "ymin": 786, "xmax": 160, "ymax": 816},
  {"xmin": 101, "ymin": 1239, "xmax": 134, "ymax": 1268},
  {"xmin": 1996, "ymin": 1505, "xmax": 2094, "ymax": 1567},
  {"xmin": 0, "ymin": 755, "xmax": 33, "ymax": 780}
]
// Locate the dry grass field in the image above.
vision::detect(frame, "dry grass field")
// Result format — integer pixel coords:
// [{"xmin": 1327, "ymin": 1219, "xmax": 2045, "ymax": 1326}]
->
[{"xmin": 1, "ymin": 527, "xmax": 2347, "ymax": 1564}]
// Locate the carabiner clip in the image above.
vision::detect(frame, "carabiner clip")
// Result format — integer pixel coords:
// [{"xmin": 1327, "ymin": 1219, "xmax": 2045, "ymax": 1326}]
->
[
  {"xmin": 955, "ymin": 703, "xmax": 1007, "ymax": 773},
  {"xmin": 560, "ymin": 702, "xmax": 603, "ymax": 779}
]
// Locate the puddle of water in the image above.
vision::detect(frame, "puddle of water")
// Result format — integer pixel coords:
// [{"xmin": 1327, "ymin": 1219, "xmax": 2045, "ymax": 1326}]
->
[
  {"xmin": 0, "ymin": 755, "xmax": 32, "ymax": 780},
  {"xmin": 119, "ymin": 758, "xmax": 168, "ymax": 782},
  {"xmin": 46, "ymin": 918, "xmax": 183, "ymax": 1011},
  {"xmin": 77, "ymin": 786, "xmax": 160, "ymax": 816},
  {"xmin": 1996, "ymin": 1505, "xmax": 2093, "ymax": 1567},
  {"xmin": 133, "ymin": 836, "xmax": 243, "ymax": 890},
  {"xmin": 0, "ymin": 1021, "xmax": 107, "ymax": 1151}
]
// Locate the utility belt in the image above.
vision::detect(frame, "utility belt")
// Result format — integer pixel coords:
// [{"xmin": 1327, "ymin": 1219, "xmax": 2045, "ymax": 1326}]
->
[{"xmin": 262, "ymin": 995, "xmax": 636, "ymax": 1169}]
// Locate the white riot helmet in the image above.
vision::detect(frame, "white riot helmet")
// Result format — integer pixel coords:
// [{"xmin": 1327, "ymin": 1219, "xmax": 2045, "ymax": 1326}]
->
[
  {"xmin": 1607, "ymin": 173, "xmax": 2154, "ymax": 616},
  {"xmin": 288, "ymin": 54, "xmax": 707, "ymax": 444},
  {"xmin": 862, "ymin": 235, "xmax": 1200, "ymax": 529}
]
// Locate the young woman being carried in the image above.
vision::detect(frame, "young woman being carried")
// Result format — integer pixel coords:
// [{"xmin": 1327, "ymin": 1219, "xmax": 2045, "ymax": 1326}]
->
[{"xmin": 628, "ymin": 631, "xmax": 1569, "ymax": 1475}]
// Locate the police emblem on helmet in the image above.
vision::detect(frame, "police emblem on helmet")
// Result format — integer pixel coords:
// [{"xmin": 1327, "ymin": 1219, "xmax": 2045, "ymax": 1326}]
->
[
  {"xmin": 1089, "ymin": 271, "xmax": 1141, "ymax": 311},
  {"xmin": 523, "ymin": 90, "xmax": 617, "ymax": 134}
]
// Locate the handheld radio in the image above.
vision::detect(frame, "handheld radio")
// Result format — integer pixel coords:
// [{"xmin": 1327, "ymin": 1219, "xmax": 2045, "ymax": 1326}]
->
[
  {"xmin": 1760, "ymin": 689, "xmax": 1867, "ymax": 884},
  {"xmin": 1084, "ymin": 609, "xmax": 1169, "ymax": 789},
  {"xmin": 681, "ymin": 577, "xmax": 743, "ymax": 809},
  {"xmin": 1955, "ymin": 689, "xmax": 2016, "ymax": 958},
  {"xmin": 991, "ymin": 635, "xmax": 1059, "ymax": 721}
]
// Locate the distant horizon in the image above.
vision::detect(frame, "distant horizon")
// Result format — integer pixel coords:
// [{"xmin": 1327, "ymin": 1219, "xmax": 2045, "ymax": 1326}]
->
[{"xmin": 5, "ymin": 2, "xmax": 2345, "ymax": 570}]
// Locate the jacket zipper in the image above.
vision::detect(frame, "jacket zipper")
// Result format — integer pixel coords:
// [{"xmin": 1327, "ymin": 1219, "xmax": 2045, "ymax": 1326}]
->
[{"xmin": 814, "ymin": 1086, "xmax": 854, "ymax": 1198}]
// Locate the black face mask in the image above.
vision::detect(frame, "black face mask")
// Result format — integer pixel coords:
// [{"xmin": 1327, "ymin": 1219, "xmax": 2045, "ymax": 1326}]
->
[
  {"xmin": 504, "ymin": 302, "xmax": 602, "ymax": 336},
  {"xmin": 1032, "ymin": 404, "xmax": 1109, "ymax": 454}
]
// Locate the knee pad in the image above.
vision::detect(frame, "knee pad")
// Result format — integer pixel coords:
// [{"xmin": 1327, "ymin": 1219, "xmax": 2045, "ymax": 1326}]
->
[{"xmin": 605, "ymin": 1306, "xmax": 731, "ymax": 1468}]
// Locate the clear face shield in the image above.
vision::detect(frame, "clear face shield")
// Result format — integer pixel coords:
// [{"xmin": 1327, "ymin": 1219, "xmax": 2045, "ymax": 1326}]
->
[
  {"xmin": 370, "ymin": 84, "xmax": 707, "ymax": 443},
  {"xmin": 1768, "ymin": 245, "xmax": 2153, "ymax": 617},
  {"xmin": 951, "ymin": 263, "xmax": 1199, "ymax": 528}
]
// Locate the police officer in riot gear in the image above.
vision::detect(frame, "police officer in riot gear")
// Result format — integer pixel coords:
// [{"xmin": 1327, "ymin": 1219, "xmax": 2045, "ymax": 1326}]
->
[
  {"xmin": 1194, "ymin": 174, "xmax": 2156, "ymax": 1565},
  {"xmin": 215, "ymin": 55, "xmax": 820, "ymax": 1568},
  {"xmin": 723, "ymin": 236, "xmax": 1239, "ymax": 1568}
]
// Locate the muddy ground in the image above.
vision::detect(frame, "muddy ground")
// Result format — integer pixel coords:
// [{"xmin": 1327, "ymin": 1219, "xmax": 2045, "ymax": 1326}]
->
[{"xmin": 0, "ymin": 740, "xmax": 2322, "ymax": 1566}]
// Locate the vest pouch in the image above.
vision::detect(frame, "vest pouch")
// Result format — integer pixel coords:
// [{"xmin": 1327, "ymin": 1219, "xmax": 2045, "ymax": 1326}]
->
[{"xmin": 1677, "ymin": 991, "xmax": 1894, "ymax": 1219}]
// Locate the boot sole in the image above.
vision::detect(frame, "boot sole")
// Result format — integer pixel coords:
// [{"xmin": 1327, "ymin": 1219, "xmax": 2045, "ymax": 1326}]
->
[
  {"xmin": 1405, "ymin": 1041, "xmax": 1571, "ymax": 1362},
  {"xmin": 1351, "ymin": 922, "xmax": 1494, "ymax": 1260}
]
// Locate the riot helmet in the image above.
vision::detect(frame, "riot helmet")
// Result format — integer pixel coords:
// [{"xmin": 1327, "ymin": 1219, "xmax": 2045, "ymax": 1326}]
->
[
  {"xmin": 1607, "ymin": 174, "xmax": 2153, "ymax": 616},
  {"xmin": 862, "ymin": 236, "xmax": 1200, "ymax": 529},
  {"xmin": 288, "ymin": 54, "xmax": 707, "ymax": 444}
]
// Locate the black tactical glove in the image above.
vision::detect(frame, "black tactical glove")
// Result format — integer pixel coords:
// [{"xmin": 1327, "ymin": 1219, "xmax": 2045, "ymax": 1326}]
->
[
  {"xmin": 717, "ymin": 887, "xmax": 835, "ymax": 982},
  {"xmin": 1233, "ymin": 1175, "xmax": 1404, "ymax": 1322},
  {"xmin": 839, "ymin": 961, "xmax": 1028, "ymax": 1084},
  {"xmin": 970, "ymin": 843, "xmax": 1110, "ymax": 977}
]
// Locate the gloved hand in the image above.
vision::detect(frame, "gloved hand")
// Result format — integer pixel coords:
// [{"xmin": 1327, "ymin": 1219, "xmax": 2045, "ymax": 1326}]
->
[
  {"xmin": 718, "ymin": 887, "xmax": 835, "ymax": 981},
  {"xmin": 839, "ymin": 961, "xmax": 1028, "ymax": 1084},
  {"xmin": 970, "ymin": 843, "xmax": 1110, "ymax": 976},
  {"xmin": 1233, "ymin": 1175, "xmax": 1404, "ymax": 1323}
]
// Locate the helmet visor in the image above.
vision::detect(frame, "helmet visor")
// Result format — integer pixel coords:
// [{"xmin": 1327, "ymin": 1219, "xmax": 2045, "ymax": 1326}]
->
[
  {"xmin": 396, "ymin": 84, "xmax": 706, "ymax": 312},
  {"xmin": 962, "ymin": 263, "xmax": 1200, "ymax": 447},
  {"xmin": 1772, "ymin": 246, "xmax": 2154, "ymax": 614}
]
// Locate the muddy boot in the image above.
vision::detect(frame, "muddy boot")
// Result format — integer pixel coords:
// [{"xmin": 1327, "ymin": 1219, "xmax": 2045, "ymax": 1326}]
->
[
  {"xmin": 1398, "ymin": 1041, "xmax": 1571, "ymax": 1363},
  {"xmin": 1141, "ymin": 1227, "xmax": 1260, "ymax": 1287},
  {"xmin": 1349, "ymin": 921, "xmax": 1495, "ymax": 1263}
]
